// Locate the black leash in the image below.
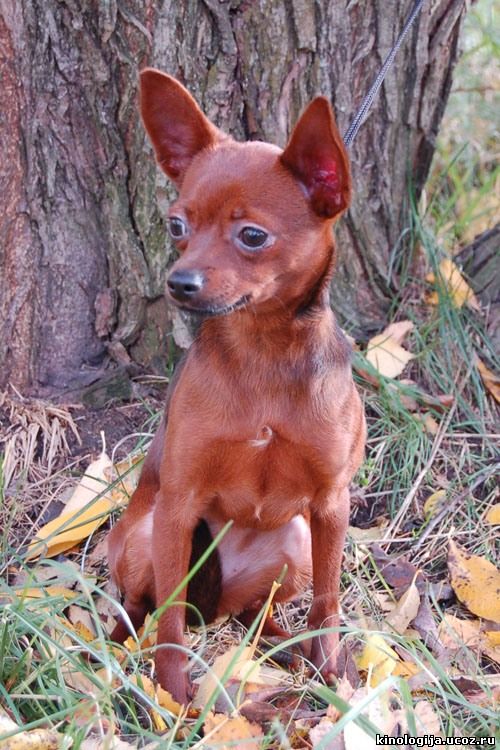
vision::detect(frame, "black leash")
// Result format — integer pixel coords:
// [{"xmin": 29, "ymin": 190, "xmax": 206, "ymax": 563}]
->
[{"xmin": 344, "ymin": 0, "xmax": 426, "ymax": 147}]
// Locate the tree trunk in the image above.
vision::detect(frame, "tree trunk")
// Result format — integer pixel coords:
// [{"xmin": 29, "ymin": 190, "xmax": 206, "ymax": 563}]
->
[{"xmin": 0, "ymin": 0, "xmax": 466, "ymax": 393}]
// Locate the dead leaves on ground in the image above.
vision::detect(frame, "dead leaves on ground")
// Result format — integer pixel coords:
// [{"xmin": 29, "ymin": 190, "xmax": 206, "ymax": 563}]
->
[
  {"xmin": 26, "ymin": 448, "xmax": 142, "ymax": 560},
  {"xmin": 448, "ymin": 540, "xmax": 500, "ymax": 623},
  {"xmin": 365, "ymin": 321, "xmax": 415, "ymax": 379},
  {"xmin": 426, "ymin": 257, "xmax": 480, "ymax": 310},
  {"xmin": 475, "ymin": 355, "xmax": 500, "ymax": 403},
  {"xmin": 16, "ymin": 432, "xmax": 500, "ymax": 747},
  {"xmin": 0, "ymin": 714, "xmax": 65, "ymax": 749}
]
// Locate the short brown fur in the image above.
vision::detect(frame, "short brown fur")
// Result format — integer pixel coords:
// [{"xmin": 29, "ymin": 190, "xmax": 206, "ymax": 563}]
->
[{"xmin": 107, "ymin": 69, "xmax": 366, "ymax": 704}]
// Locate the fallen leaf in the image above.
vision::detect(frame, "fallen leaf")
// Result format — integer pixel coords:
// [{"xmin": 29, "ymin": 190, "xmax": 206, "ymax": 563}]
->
[
  {"xmin": 14, "ymin": 585, "xmax": 77, "ymax": 602},
  {"xmin": 0, "ymin": 715, "xmax": 64, "ymax": 749},
  {"xmin": 366, "ymin": 321, "xmax": 415, "ymax": 379},
  {"xmin": 485, "ymin": 504, "xmax": 500, "ymax": 525},
  {"xmin": 310, "ymin": 719, "xmax": 345, "ymax": 749},
  {"xmin": 423, "ymin": 490, "xmax": 447, "ymax": 519},
  {"xmin": 475, "ymin": 357, "xmax": 500, "ymax": 403},
  {"xmin": 385, "ymin": 580, "xmax": 421, "ymax": 635},
  {"xmin": 357, "ymin": 633, "xmax": 399, "ymax": 687},
  {"xmin": 412, "ymin": 591, "xmax": 446, "ymax": 658},
  {"xmin": 68, "ymin": 605, "xmax": 96, "ymax": 641},
  {"xmin": 415, "ymin": 412, "xmax": 440, "ymax": 435},
  {"xmin": 448, "ymin": 540, "xmax": 500, "ymax": 623},
  {"xmin": 343, "ymin": 687, "xmax": 395, "ymax": 750},
  {"xmin": 393, "ymin": 660, "xmax": 421, "ymax": 678},
  {"xmin": 156, "ymin": 683, "xmax": 184, "ymax": 717},
  {"xmin": 194, "ymin": 645, "xmax": 262, "ymax": 708},
  {"xmin": 326, "ymin": 675, "xmax": 356, "ymax": 722},
  {"xmin": 111, "ymin": 454, "xmax": 143, "ymax": 498},
  {"xmin": 26, "ymin": 451, "xmax": 127, "ymax": 561},
  {"xmin": 63, "ymin": 450, "xmax": 113, "ymax": 516},
  {"xmin": 438, "ymin": 614, "xmax": 500, "ymax": 665},
  {"xmin": 203, "ymin": 712, "xmax": 262, "ymax": 750},
  {"xmin": 129, "ymin": 674, "xmax": 183, "ymax": 728},
  {"xmin": 348, "ymin": 525, "xmax": 385, "ymax": 542},
  {"xmin": 426, "ymin": 258, "xmax": 480, "ymax": 310},
  {"xmin": 371, "ymin": 546, "xmax": 425, "ymax": 595},
  {"xmin": 451, "ymin": 676, "xmax": 500, "ymax": 707},
  {"xmin": 413, "ymin": 700, "xmax": 442, "ymax": 736}
]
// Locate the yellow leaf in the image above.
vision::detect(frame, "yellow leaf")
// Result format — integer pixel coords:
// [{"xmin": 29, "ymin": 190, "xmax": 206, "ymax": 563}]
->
[
  {"xmin": 15, "ymin": 585, "xmax": 77, "ymax": 602},
  {"xmin": 423, "ymin": 490, "xmax": 447, "ymax": 519},
  {"xmin": 356, "ymin": 633, "xmax": 399, "ymax": 687},
  {"xmin": 63, "ymin": 451, "xmax": 113, "ymax": 516},
  {"xmin": 414, "ymin": 412, "xmax": 440, "ymax": 435},
  {"xmin": 385, "ymin": 580, "xmax": 421, "ymax": 635},
  {"xmin": 393, "ymin": 660, "xmax": 421, "ymax": 678},
  {"xmin": 123, "ymin": 614, "xmax": 157, "ymax": 652},
  {"xmin": 475, "ymin": 356, "xmax": 500, "ymax": 404},
  {"xmin": 448, "ymin": 541, "xmax": 500, "ymax": 623},
  {"xmin": 426, "ymin": 258, "xmax": 480, "ymax": 310},
  {"xmin": 0, "ymin": 716, "xmax": 62, "ymax": 749},
  {"xmin": 128, "ymin": 674, "xmax": 177, "ymax": 728},
  {"xmin": 193, "ymin": 645, "xmax": 260, "ymax": 708},
  {"xmin": 439, "ymin": 614, "xmax": 500, "ymax": 664},
  {"xmin": 111, "ymin": 454, "xmax": 144, "ymax": 499},
  {"xmin": 26, "ymin": 495, "xmax": 118, "ymax": 560},
  {"xmin": 156, "ymin": 684, "xmax": 184, "ymax": 717},
  {"xmin": 203, "ymin": 712, "xmax": 262, "ymax": 750},
  {"xmin": 366, "ymin": 321, "xmax": 415, "ymax": 378},
  {"xmin": 485, "ymin": 630, "xmax": 500, "ymax": 649},
  {"xmin": 485, "ymin": 504, "xmax": 500, "ymax": 525}
]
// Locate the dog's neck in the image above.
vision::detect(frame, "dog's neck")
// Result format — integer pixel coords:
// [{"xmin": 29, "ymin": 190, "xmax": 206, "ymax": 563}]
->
[{"xmin": 197, "ymin": 294, "xmax": 350, "ymax": 385}]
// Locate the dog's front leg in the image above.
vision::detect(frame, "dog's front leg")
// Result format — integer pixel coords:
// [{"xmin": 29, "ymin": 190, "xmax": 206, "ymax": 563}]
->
[
  {"xmin": 308, "ymin": 488, "xmax": 350, "ymax": 683},
  {"xmin": 152, "ymin": 489, "xmax": 195, "ymax": 704}
]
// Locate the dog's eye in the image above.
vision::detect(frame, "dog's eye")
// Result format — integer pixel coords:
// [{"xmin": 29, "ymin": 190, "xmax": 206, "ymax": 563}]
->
[
  {"xmin": 238, "ymin": 226, "xmax": 269, "ymax": 250},
  {"xmin": 168, "ymin": 217, "xmax": 188, "ymax": 239}
]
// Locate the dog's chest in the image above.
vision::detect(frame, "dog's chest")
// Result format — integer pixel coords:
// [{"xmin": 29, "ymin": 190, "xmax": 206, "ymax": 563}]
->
[{"xmin": 169, "ymin": 413, "xmax": 336, "ymax": 529}]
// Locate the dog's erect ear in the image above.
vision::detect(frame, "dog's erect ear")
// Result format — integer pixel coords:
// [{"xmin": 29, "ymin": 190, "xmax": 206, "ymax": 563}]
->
[
  {"xmin": 140, "ymin": 68, "xmax": 223, "ymax": 186},
  {"xmin": 280, "ymin": 97, "xmax": 351, "ymax": 219}
]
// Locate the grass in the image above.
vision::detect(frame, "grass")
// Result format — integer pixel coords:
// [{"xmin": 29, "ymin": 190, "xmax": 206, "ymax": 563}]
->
[{"xmin": 1, "ymin": 3, "xmax": 499, "ymax": 747}]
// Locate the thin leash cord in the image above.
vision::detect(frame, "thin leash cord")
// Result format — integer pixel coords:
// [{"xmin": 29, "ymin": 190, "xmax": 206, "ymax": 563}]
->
[{"xmin": 343, "ymin": 0, "xmax": 426, "ymax": 147}]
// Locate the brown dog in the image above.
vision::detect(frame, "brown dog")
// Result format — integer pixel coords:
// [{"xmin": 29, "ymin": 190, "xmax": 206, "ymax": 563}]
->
[{"xmin": 107, "ymin": 69, "xmax": 366, "ymax": 704}]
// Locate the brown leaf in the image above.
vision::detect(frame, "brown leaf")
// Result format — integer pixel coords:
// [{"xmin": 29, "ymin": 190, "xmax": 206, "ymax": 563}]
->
[
  {"xmin": 411, "ymin": 591, "xmax": 446, "ymax": 658},
  {"xmin": 448, "ymin": 540, "xmax": 500, "ymax": 623},
  {"xmin": 371, "ymin": 546, "xmax": 426, "ymax": 595}
]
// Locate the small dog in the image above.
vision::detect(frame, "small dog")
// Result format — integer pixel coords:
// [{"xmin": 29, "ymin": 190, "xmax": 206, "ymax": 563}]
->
[{"xmin": 107, "ymin": 69, "xmax": 366, "ymax": 704}]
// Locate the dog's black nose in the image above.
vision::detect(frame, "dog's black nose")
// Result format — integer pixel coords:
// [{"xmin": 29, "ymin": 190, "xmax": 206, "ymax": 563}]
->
[{"xmin": 167, "ymin": 270, "xmax": 205, "ymax": 302}]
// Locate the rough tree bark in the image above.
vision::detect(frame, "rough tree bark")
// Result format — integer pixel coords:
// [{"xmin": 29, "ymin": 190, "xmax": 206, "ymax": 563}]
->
[{"xmin": 0, "ymin": 0, "xmax": 466, "ymax": 394}]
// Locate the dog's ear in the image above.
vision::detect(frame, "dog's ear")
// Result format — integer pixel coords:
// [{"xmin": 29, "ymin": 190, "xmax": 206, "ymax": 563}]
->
[
  {"xmin": 140, "ymin": 69, "xmax": 223, "ymax": 186},
  {"xmin": 280, "ymin": 97, "xmax": 351, "ymax": 219}
]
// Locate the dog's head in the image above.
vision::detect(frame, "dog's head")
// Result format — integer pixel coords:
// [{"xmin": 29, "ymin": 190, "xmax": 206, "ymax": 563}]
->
[{"xmin": 140, "ymin": 69, "xmax": 351, "ymax": 316}]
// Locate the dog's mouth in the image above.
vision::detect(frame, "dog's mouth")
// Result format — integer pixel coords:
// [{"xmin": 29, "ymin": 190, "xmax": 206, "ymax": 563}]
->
[{"xmin": 177, "ymin": 294, "xmax": 252, "ymax": 317}]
